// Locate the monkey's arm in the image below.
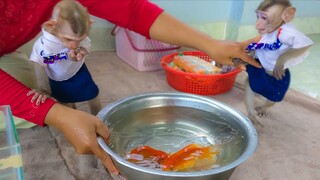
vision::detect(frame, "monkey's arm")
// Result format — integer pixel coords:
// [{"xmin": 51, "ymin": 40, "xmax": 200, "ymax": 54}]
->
[
  {"xmin": 69, "ymin": 37, "xmax": 91, "ymax": 61},
  {"xmin": 26, "ymin": 62, "xmax": 51, "ymax": 105},
  {"xmin": 273, "ymin": 45, "xmax": 312, "ymax": 80},
  {"xmin": 32, "ymin": 62, "xmax": 51, "ymax": 95}
]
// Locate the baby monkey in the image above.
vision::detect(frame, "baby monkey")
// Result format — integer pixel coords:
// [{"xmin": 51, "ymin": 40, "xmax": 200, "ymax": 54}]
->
[
  {"xmin": 28, "ymin": 0, "xmax": 101, "ymax": 115},
  {"xmin": 242, "ymin": 0, "xmax": 313, "ymax": 126}
]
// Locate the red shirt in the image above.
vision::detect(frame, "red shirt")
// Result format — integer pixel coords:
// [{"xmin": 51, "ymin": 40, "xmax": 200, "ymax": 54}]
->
[{"xmin": 0, "ymin": 0, "xmax": 163, "ymax": 126}]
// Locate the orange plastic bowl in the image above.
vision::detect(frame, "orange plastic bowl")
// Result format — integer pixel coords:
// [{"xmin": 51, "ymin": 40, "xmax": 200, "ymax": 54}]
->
[{"xmin": 161, "ymin": 51, "xmax": 241, "ymax": 95}]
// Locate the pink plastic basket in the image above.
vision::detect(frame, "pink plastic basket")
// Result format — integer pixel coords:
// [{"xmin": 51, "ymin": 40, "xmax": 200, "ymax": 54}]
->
[{"xmin": 112, "ymin": 26, "xmax": 180, "ymax": 71}]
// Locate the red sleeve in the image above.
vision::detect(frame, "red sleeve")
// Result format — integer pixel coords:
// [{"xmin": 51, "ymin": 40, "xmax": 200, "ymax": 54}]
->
[
  {"xmin": 0, "ymin": 0, "xmax": 59, "ymax": 57},
  {"xmin": 78, "ymin": 0, "xmax": 164, "ymax": 38},
  {"xmin": 0, "ymin": 0, "xmax": 163, "ymax": 56},
  {"xmin": 0, "ymin": 69, "xmax": 56, "ymax": 126}
]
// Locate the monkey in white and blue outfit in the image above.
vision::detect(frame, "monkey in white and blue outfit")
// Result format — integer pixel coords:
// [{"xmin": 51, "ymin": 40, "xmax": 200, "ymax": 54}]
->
[
  {"xmin": 242, "ymin": 0, "xmax": 313, "ymax": 126},
  {"xmin": 29, "ymin": 1, "xmax": 101, "ymax": 115}
]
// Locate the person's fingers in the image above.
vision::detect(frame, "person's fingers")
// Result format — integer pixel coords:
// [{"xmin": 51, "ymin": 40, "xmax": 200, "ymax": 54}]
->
[
  {"xmin": 237, "ymin": 52, "xmax": 261, "ymax": 68},
  {"xmin": 110, "ymin": 173, "xmax": 127, "ymax": 180},
  {"xmin": 95, "ymin": 121, "xmax": 111, "ymax": 143},
  {"xmin": 91, "ymin": 144, "xmax": 119, "ymax": 176}
]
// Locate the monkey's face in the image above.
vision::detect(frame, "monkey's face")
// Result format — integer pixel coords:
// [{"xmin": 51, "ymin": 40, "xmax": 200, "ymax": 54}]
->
[
  {"xmin": 255, "ymin": 4, "xmax": 285, "ymax": 34},
  {"xmin": 55, "ymin": 20, "xmax": 87, "ymax": 50}
]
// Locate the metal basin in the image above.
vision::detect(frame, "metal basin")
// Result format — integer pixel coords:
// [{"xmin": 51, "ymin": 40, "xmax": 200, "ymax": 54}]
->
[{"xmin": 97, "ymin": 92, "xmax": 258, "ymax": 180}]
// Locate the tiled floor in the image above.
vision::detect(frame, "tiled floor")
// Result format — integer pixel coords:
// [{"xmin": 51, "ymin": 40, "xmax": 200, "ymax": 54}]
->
[{"xmin": 290, "ymin": 33, "xmax": 320, "ymax": 101}]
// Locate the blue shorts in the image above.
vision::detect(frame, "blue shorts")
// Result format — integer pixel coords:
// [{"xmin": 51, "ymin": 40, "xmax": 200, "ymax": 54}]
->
[
  {"xmin": 246, "ymin": 62, "xmax": 290, "ymax": 102},
  {"xmin": 49, "ymin": 63, "xmax": 99, "ymax": 103}
]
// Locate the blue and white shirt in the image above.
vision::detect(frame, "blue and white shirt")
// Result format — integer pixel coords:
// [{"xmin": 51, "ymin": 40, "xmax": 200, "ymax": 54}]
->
[
  {"xmin": 30, "ymin": 28, "xmax": 91, "ymax": 81},
  {"xmin": 249, "ymin": 23, "xmax": 313, "ymax": 71}
]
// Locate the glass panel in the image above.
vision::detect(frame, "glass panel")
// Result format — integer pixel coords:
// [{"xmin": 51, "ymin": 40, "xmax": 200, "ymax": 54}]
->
[{"xmin": 0, "ymin": 105, "xmax": 24, "ymax": 180}]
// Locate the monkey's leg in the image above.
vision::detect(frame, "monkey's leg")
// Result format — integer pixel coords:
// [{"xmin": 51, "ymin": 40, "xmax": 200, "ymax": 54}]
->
[
  {"xmin": 64, "ymin": 103, "xmax": 76, "ymax": 109},
  {"xmin": 255, "ymin": 100, "xmax": 275, "ymax": 117},
  {"xmin": 245, "ymin": 78, "xmax": 264, "ymax": 127},
  {"xmin": 88, "ymin": 96, "xmax": 102, "ymax": 115}
]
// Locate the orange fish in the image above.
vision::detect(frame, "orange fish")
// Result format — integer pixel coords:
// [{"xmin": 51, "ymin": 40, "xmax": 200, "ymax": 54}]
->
[
  {"xmin": 161, "ymin": 144, "xmax": 218, "ymax": 172},
  {"xmin": 127, "ymin": 145, "xmax": 168, "ymax": 164}
]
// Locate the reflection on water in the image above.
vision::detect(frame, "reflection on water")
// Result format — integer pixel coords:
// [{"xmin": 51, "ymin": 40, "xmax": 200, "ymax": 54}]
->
[{"xmin": 108, "ymin": 106, "xmax": 245, "ymax": 171}]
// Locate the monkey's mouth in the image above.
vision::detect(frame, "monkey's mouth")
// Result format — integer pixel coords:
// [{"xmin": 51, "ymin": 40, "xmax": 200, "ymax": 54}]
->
[{"xmin": 257, "ymin": 29, "xmax": 266, "ymax": 34}]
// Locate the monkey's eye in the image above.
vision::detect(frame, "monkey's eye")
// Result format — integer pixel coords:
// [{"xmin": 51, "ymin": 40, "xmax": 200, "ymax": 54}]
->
[{"xmin": 256, "ymin": 11, "xmax": 267, "ymax": 21}]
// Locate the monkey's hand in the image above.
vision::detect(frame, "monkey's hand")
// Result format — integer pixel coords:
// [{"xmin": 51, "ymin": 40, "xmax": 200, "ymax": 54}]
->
[
  {"xmin": 68, "ymin": 47, "xmax": 89, "ymax": 61},
  {"xmin": 273, "ymin": 58, "xmax": 286, "ymax": 80},
  {"xmin": 27, "ymin": 89, "xmax": 50, "ymax": 106}
]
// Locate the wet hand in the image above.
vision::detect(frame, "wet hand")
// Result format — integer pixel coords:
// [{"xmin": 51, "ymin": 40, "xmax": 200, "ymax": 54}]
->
[
  {"xmin": 44, "ymin": 104, "xmax": 120, "ymax": 176},
  {"xmin": 208, "ymin": 40, "xmax": 261, "ymax": 69}
]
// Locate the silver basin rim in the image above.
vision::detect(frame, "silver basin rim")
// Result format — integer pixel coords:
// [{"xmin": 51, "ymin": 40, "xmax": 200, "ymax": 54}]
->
[{"xmin": 97, "ymin": 92, "xmax": 258, "ymax": 177}]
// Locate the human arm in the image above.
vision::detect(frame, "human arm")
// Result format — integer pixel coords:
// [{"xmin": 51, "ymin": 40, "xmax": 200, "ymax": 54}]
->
[
  {"xmin": 43, "ymin": 103, "xmax": 119, "ymax": 175},
  {"xmin": 148, "ymin": 12, "xmax": 261, "ymax": 68},
  {"xmin": 0, "ymin": 69, "xmax": 56, "ymax": 126},
  {"xmin": 0, "ymin": 69, "xmax": 119, "ymax": 175},
  {"xmin": 77, "ymin": 0, "xmax": 260, "ymax": 68}
]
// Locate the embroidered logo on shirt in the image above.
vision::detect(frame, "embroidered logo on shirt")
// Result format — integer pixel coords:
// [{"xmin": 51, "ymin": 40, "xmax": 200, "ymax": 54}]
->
[
  {"xmin": 247, "ymin": 28, "xmax": 283, "ymax": 51},
  {"xmin": 248, "ymin": 38, "xmax": 282, "ymax": 51},
  {"xmin": 40, "ymin": 50, "xmax": 68, "ymax": 64}
]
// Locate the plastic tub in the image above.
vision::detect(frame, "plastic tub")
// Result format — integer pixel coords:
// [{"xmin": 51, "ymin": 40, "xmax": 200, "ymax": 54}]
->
[{"xmin": 0, "ymin": 105, "xmax": 24, "ymax": 180}]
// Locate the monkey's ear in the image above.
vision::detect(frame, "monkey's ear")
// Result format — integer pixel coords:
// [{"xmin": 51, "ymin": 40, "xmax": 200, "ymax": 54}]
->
[
  {"xmin": 282, "ymin": 7, "xmax": 296, "ymax": 23},
  {"xmin": 43, "ymin": 20, "xmax": 57, "ymax": 28}
]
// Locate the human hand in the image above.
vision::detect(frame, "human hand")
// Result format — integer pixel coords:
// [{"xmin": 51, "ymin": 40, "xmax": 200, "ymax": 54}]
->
[
  {"xmin": 44, "ymin": 104, "xmax": 120, "ymax": 176},
  {"xmin": 26, "ymin": 89, "xmax": 49, "ymax": 106},
  {"xmin": 207, "ymin": 40, "xmax": 261, "ymax": 69},
  {"xmin": 68, "ymin": 47, "xmax": 89, "ymax": 61},
  {"xmin": 217, "ymin": 36, "xmax": 261, "ymax": 69}
]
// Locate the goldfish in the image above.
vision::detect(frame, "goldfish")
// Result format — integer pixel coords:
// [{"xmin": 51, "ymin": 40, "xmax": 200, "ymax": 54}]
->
[
  {"xmin": 127, "ymin": 145, "xmax": 168, "ymax": 164},
  {"xmin": 126, "ymin": 144, "xmax": 219, "ymax": 172},
  {"xmin": 161, "ymin": 144, "xmax": 219, "ymax": 172}
]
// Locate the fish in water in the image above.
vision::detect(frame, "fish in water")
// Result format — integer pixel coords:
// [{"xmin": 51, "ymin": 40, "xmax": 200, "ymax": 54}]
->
[
  {"xmin": 126, "ymin": 145, "xmax": 168, "ymax": 164},
  {"xmin": 161, "ymin": 144, "xmax": 219, "ymax": 172},
  {"xmin": 126, "ymin": 144, "xmax": 219, "ymax": 172}
]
